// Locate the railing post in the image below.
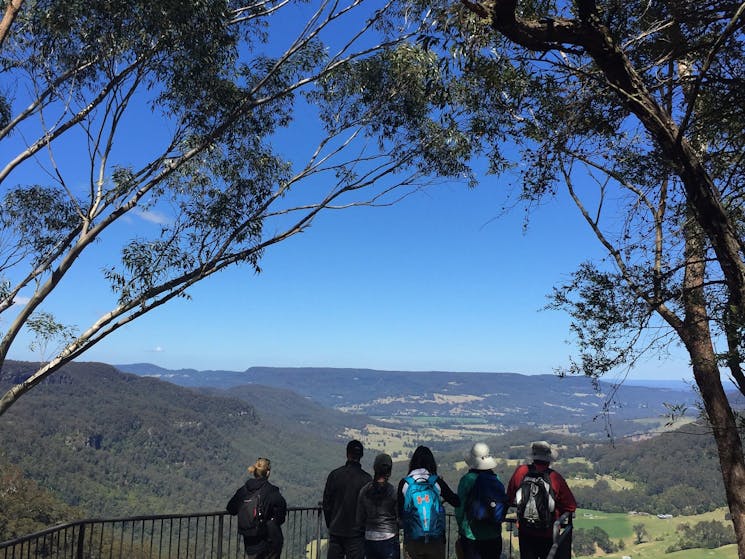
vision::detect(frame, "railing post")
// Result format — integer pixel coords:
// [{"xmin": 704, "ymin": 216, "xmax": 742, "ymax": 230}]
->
[
  {"xmin": 316, "ymin": 507, "xmax": 324, "ymax": 559},
  {"xmin": 217, "ymin": 514, "xmax": 224, "ymax": 559},
  {"xmin": 76, "ymin": 522, "xmax": 86, "ymax": 559}
]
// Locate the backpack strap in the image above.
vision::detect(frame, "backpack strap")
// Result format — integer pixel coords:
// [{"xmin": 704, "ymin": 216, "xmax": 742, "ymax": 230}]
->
[
  {"xmin": 528, "ymin": 464, "xmax": 552, "ymax": 482},
  {"xmin": 251, "ymin": 483, "xmax": 269, "ymax": 514},
  {"xmin": 405, "ymin": 473, "xmax": 438, "ymax": 488}
]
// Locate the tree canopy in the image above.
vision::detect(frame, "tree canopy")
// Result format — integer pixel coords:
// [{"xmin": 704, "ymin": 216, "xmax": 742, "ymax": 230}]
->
[{"xmin": 0, "ymin": 0, "xmax": 463, "ymax": 414}]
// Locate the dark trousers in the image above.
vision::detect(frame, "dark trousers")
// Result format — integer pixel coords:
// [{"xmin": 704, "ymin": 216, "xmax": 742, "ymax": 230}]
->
[
  {"xmin": 518, "ymin": 533, "xmax": 572, "ymax": 559},
  {"xmin": 459, "ymin": 537, "xmax": 502, "ymax": 559},
  {"xmin": 243, "ymin": 536, "xmax": 281, "ymax": 559},
  {"xmin": 328, "ymin": 534, "xmax": 365, "ymax": 559},
  {"xmin": 365, "ymin": 536, "xmax": 401, "ymax": 559},
  {"xmin": 403, "ymin": 539, "xmax": 446, "ymax": 559}
]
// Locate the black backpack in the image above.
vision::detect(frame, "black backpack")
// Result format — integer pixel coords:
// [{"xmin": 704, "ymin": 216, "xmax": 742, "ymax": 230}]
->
[
  {"xmin": 465, "ymin": 472, "xmax": 507, "ymax": 525},
  {"xmin": 237, "ymin": 486, "xmax": 267, "ymax": 536},
  {"xmin": 515, "ymin": 465, "xmax": 555, "ymax": 530}
]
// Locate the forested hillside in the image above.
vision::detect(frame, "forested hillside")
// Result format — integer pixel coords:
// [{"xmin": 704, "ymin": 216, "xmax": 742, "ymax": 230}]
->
[
  {"xmin": 576, "ymin": 422, "xmax": 725, "ymax": 515},
  {"xmin": 0, "ymin": 458, "xmax": 79, "ymax": 539},
  {"xmin": 203, "ymin": 384, "xmax": 373, "ymax": 442},
  {"xmin": 0, "ymin": 361, "xmax": 361, "ymax": 519}
]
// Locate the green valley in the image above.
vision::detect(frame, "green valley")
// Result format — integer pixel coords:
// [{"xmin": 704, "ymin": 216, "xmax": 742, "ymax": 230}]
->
[{"xmin": 0, "ymin": 360, "xmax": 732, "ymax": 559}]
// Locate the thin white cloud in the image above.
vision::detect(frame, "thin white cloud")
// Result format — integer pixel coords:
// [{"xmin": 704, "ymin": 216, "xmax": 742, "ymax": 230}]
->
[
  {"xmin": 12, "ymin": 296, "xmax": 30, "ymax": 306},
  {"xmin": 134, "ymin": 208, "xmax": 172, "ymax": 225}
]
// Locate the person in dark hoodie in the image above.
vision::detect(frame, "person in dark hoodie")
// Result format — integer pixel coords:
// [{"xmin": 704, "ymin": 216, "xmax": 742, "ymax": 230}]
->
[
  {"xmin": 227, "ymin": 457, "xmax": 287, "ymax": 559},
  {"xmin": 322, "ymin": 439, "xmax": 372, "ymax": 559}
]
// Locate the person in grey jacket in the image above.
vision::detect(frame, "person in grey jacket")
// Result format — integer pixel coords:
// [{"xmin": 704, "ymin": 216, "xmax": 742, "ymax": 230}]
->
[{"xmin": 356, "ymin": 453, "xmax": 400, "ymax": 559}]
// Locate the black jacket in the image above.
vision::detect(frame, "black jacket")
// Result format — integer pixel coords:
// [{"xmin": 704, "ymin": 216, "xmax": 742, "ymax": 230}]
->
[
  {"xmin": 356, "ymin": 480, "xmax": 399, "ymax": 537},
  {"xmin": 322, "ymin": 460, "xmax": 372, "ymax": 537},
  {"xmin": 227, "ymin": 477, "xmax": 287, "ymax": 554}
]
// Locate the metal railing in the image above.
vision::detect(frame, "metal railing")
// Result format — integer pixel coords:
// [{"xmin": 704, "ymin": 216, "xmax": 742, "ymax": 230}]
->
[{"xmin": 1, "ymin": 509, "xmax": 521, "ymax": 559}]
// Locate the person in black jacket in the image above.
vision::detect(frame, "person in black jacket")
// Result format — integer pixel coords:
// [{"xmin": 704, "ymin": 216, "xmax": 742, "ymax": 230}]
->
[
  {"xmin": 227, "ymin": 457, "xmax": 288, "ymax": 559},
  {"xmin": 322, "ymin": 439, "xmax": 372, "ymax": 559}
]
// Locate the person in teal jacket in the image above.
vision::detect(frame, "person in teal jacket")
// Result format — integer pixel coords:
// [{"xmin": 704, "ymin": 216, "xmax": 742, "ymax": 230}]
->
[{"xmin": 455, "ymin": 442, "xmax": 505, "ymax": 559}]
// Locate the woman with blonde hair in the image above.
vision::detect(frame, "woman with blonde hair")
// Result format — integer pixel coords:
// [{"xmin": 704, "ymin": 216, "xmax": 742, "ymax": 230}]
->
[{"xmin": 227, "ymin": 457, "xmax": 288, "ymax": 559}]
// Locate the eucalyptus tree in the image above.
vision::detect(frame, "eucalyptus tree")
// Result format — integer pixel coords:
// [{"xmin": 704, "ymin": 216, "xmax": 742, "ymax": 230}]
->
[
  {"xmin": 323, "ymin": 0, "xmax": 745, "ymax": 552},
  {"xmin": 0, "ymin": 0, "xmax": 447, "ymax": 415}
]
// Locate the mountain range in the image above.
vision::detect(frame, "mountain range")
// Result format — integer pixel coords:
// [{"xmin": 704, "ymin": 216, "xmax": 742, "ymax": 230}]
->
[
  {"xmin": 116, "ymin": 363, "xmax": 697, "ymax": 438},
  {"xmin": 0, "ymin": 360, "xmax": 702, "ymax": 523}
]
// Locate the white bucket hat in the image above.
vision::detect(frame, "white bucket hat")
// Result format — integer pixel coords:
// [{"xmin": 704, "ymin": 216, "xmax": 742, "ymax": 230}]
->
[{"xmin": 465, "ymin": 442, "xmax": 498, "ymax": 470}]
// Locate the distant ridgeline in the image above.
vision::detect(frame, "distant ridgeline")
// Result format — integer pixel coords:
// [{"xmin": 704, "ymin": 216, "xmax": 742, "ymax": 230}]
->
[
  {"xmin": 0, "ymin": 360, "xmax": 723, "ymax": 534},
  {"xmin": 117, "ymin": 363, "xmax": 698, "ymax": 437}
]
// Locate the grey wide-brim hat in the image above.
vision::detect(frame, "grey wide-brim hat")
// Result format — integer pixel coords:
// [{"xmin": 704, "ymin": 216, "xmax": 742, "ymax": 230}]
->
[
  {"xmin": 465, "ymin": 442, "xmax": 498, "ymax": 470},
  {"xmin": 530, "ymin": 440, "xmax": 555, "ymax": 463}
]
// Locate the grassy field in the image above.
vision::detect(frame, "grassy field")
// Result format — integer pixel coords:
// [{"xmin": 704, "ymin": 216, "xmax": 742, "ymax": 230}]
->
[
  {"xmin": 572, "ymin": 507, "xmax": 737, "ymax": 559},
  {"xmin": 344, "ymin": 421, "xmax": 506, "ymax": 459},
  {"xmin": 570, "ymin": 474, "xmax": 635, "ymax": 490}
]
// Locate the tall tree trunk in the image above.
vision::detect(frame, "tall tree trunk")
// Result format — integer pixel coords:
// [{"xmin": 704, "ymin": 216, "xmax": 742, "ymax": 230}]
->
[{"xmin": 681, "ymin": 218, "xmax": 745, "ymax": 557}]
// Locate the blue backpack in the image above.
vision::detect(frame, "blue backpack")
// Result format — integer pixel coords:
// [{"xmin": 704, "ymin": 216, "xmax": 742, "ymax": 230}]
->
[
  {"xmin": 402, "ymin": 474, "xmax": 445, "ymax": 541},
  {"xmin": 465, "ymin": 472, "xmax": 507, "ymax": 525}
]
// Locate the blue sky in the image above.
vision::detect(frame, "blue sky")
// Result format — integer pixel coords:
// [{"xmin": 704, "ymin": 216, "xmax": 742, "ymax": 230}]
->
[
  {"xmin": 3, "ymin": 1, "xmax": 695, "ymax": 382},
  {"xmin": 9, "ymin": 175, "xmax": 692, "ymax": 381}
]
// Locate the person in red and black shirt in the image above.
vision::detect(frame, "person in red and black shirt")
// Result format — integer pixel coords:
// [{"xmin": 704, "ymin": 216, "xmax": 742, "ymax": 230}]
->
[{"xmin": 506, "ymin": 441, "xmax": 577, "ymax": 559}]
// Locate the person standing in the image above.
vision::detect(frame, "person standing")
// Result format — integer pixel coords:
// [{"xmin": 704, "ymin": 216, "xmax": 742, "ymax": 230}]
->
[
  {"xmin": 356, "ymin": 453, "xmax": 400, "ymax": 559},
  {"xmin": 323, "ymin": 439, "xmax": 373, "ymax": 559},
  {"xmin": 506, "ymin": 441, "xmax": 577, "ymax": 559},
  {"xmin": 455, "ymin": 442, "xmax": 507, "ymax": 559},
  {"xmin": 397, "ymin": 445, "xmax": 460, "ymax": 559},
  {"xmin": 227, "ymin": 457, "xmax": 288, "ymax": 559}
]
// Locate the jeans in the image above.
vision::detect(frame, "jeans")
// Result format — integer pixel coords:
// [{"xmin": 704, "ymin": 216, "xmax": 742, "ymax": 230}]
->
[{"xmin": 365, "ymin": 536, "xmax": 401, "ymax": 559}]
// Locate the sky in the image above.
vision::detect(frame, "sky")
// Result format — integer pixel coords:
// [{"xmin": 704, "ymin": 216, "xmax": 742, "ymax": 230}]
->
[
  {"xmin": 8, "ymin": 177, "xmax": 693, "ymax": 382},
  {"xmin": 3, "ymin": 1, "xmax": 696, "ymax": 382}
]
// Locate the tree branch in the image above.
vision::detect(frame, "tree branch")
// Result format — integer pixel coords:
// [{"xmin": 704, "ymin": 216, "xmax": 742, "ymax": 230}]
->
[{"xmin": 0, "ymin": 0, "xmax": 22, "ymax": 49}]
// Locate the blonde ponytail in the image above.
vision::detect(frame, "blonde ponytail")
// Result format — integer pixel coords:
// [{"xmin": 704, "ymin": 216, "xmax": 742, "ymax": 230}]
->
[{"xmin": 247, "ymin": 457, "xmax": 271, "ymax": 479}]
